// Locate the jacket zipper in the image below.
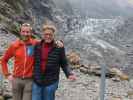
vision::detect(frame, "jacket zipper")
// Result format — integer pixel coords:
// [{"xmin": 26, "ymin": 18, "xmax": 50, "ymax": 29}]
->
[{"xmin": 23, "ymin": 45, "xmax": 27, "ymax": 78}]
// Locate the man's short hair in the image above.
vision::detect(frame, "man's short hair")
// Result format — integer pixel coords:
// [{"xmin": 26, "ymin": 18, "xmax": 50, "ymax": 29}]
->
[{"xmin": 21, "ymin": 23, "xmax": 32, "ymax": 31}]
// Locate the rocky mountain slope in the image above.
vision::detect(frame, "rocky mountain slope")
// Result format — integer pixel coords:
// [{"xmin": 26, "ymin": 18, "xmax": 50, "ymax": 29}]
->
[{"xmin": 0, "ymin": 0, "xmax": 133, "ymax": 100}]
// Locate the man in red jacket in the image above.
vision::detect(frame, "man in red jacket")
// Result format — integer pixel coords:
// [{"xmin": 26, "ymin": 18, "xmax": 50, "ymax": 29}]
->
[
  {"xmin": 1, "ymin": 23, "xmax": 37, "ymax": 100},
  {"xmin": 1, "ymin": 23, "xmax": 63, "ymax": 100}
]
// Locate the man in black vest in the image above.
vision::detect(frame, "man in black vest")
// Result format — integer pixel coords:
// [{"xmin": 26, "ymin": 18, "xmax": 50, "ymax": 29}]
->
[{"xmin": 32, "ymin": 24, "xmax": 76, "ymax": 100}]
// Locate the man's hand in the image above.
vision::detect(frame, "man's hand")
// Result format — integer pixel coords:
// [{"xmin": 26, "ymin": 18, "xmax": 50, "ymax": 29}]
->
[
  {"xmin": 68, "ymin": 74, "xmax": 77, "ymax": 81},
  {"xmin": 7, "ymin": 75, "xmax": 14, "ymax": 81},
  {"xmin": 56, "ymin": 40, "xmax": 64, "ymax": 48}
]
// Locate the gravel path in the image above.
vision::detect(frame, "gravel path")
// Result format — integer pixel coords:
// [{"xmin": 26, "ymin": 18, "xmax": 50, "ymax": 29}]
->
[{"xmin": 56, "ymin": 70, "xmax": 133, "ymax": 100}]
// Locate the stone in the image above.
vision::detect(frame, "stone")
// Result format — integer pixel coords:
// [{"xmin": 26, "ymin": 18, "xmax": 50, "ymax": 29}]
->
[
  {"xmin": 79, "ymin": 67, "xmax": 88, "ymax": 74},
  {"xmin": 80, "ymin": 64, "xmax": 89, "ymax": 69},
  {"xmin": 0, "ymin": 96, "xmax": 4, "ymax": 100},
  {"xmin": 111, "ymin": 97, "xmax": 122, "ymax": 100},
  {"xmin": 109, "ymin": 68, "xmax": 129, "ymax": 80},
  {"xmin": 2, "ymin": 79, "xmax": 12, "ymax": 98},
  {"xmin": 72, "ymin": 64, "xmax": 81, "ymax": 69},
  {"xmin": 127, "ymin": 91, "xmax": 133, "ymax": 99},
  {"xmin": 111, "ymin": 76, "xmax": 121, "ymax": 82},
  {"xmin": 67, "ymin": 51, "xmax": 80, "ymax": 65}
]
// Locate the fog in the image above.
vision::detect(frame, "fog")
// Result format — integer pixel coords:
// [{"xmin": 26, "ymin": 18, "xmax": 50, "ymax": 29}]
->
[{"xmin": 53, "ymin": 0, "xmax": 133, "ymax": 18}]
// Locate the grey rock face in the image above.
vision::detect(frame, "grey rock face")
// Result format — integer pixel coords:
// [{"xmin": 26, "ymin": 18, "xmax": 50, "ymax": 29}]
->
[
  {"xmin": 0, "ymin": 25, "xmax": 16, "ymax": 55},
  {"xmin": 55, "ymin": 17, "xmax": 133, "ymax": 78}
]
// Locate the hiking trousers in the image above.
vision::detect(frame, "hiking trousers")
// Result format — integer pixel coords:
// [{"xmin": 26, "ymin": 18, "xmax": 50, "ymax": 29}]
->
[{"xmin": 12, "ymin": 78, "xmax": 33, "ymax": 100}]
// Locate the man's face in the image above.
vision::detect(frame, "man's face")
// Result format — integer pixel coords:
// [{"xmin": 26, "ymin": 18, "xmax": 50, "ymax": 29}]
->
[
  {"xmin": 20, "ymin": 26, "xmax": 32, "ymax": 41},
  {"xmin": 42, "ymin": 29, "xmax": 54, "ymax": 43}
]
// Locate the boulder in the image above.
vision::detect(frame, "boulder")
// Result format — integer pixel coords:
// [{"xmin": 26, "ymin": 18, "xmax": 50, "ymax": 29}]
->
[
  {"xmin": 67, "ymin": 51, "xmax": 80, "ymax": 65},
  {"xmin": 109, "ymin": 68, "xmax": 129, "ymax": 80}
]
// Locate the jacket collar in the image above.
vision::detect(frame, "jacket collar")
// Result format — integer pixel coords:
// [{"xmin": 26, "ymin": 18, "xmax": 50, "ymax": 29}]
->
[{"xmin": 40, "ymin": 39, "xmax": 57, "ymax": 48}]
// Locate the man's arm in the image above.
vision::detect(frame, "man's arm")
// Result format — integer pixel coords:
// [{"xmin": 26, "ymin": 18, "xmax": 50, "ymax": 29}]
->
[{"xmin": 60, "ymin": 47, "xmax": 76, "ymax": 80}]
